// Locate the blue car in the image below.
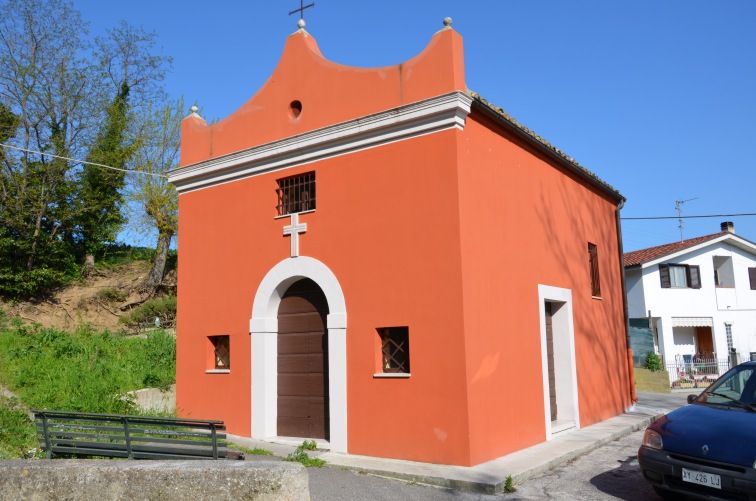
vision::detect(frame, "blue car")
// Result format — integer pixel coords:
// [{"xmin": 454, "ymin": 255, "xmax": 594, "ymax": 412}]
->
[{"xmin": 638, "ymin": 361, "xmax": 756, "ymax": 500}]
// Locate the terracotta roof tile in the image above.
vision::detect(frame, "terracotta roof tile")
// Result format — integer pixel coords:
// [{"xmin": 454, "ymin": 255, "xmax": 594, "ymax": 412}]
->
[{"xmin": 623, "ymin": 232, "xmax": 728, "ymax": 267}]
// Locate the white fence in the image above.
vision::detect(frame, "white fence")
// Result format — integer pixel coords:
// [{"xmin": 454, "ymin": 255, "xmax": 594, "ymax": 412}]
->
[{"xmin": 664, "ymin": 356, "xmax": 732, "ymax": 390}]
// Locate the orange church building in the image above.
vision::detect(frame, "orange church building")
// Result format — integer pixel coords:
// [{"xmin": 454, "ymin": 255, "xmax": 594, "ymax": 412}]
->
[{"xmin": 168, "ymin": 18, "xmax": 633, "ymax": 467}]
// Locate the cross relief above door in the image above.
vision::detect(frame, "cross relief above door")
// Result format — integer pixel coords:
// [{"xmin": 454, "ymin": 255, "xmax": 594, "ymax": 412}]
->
[{"xmin": 283, "ymin": 213, "xmax": 307, "ymax": 258}]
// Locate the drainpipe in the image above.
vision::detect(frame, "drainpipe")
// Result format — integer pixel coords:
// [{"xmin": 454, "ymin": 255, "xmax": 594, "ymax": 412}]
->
[{"xmin": 615, "ymin": 199, "xmax": 637, "ymax": 406}]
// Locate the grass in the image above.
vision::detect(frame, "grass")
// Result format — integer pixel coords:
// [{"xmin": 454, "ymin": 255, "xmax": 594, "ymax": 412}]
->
[
  {"xmin": 0, "ymin": 397, "xmax": 37, "ymax": 459},
  {"xmin": 504, "ymin": 475, "xmax": 515, "ymax": 493},
  {"xmin": 0, "ymin": 319, "xmax": 176, "ymax": 458},
  {"xmin": 229, "ymin": 443, "xmax": 274, "ymax": 456},
  {"xmin": 284, "ymin": 440, "xmax": 326, "ymax": 467}
]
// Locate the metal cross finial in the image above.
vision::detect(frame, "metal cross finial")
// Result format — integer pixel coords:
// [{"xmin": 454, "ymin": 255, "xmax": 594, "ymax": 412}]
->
[{"xmin": 289, "ymin": 0, "xmax": 315, "ymax": 20}]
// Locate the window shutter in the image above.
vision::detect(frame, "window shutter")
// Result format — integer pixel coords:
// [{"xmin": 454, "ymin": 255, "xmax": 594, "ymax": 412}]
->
[
  {"xmin": 659, "ymin": 264, "xmax": 671, "ymax": 288},
  {"xmin": 749, "ymin": 267, "xmax": 756, "ymax": 290},
  {"xmin": 688, "ymin": 265, "xmax": 702, "ymax": 289}
]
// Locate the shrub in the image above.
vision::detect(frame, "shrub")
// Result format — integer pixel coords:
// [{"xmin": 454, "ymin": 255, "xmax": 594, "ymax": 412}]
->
[
  {"xmin": 644, "ymin": 353, "xmax": 663, "ymax": 372},
  {"xmin": 119, "ymin": 295, "xmax": 176, "ymax": 329},
  {"xmin": 95, "ymin": 287, "xmax": 127, "ymax": 303}
]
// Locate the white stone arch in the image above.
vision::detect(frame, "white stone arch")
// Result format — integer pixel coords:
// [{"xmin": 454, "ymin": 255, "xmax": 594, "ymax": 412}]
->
[{"xmin": 250, "ymin": 256, "xmax": 347, "ymax": 452}]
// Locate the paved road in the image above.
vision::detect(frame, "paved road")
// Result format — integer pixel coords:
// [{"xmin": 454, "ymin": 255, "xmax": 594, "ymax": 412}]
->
[
  {"xmin": 244, "ymin": 392, "xmax": 690, "ymax": 500},
  {"xmin": 508, "ymin": 429, "xmax": 660, "ymax": 500},
  {"xmin": 306, "ymin": 429, "xmax": 661, "ymax": 500},
  {"xmin": 304, "ymin": 392, "xmax": 690, "ymax": 500}
]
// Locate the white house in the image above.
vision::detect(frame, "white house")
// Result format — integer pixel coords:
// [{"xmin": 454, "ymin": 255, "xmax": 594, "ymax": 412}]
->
[{"xmin": 624, "ymin": 222, "xmax": 756, "ymax": 382}]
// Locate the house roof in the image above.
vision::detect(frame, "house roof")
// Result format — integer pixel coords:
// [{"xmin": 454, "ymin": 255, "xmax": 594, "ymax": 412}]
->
[
  {"xmin": 624, "ymin": 230, "xmax": 756, "ymax": 268},
  {"xmin": 468, "ymin": 91, "xmax": 625, "ymax": 205},
  {"xmin": 623, "ymin": 232, "xmax": 730, "ymax": 267}
]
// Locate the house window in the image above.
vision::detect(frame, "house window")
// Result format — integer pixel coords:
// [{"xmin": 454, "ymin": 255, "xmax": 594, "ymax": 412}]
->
[
  {"xmin": 276, "ymin": 172, "xmax": 315, "ymax": 216},
  {"xmin": 725, "ymin": 324, "xmax": 733, "ymax": 353},
  {"xmin": 659, "ymin": 263, "xmax": 701, "ymax": 289},
  {"xmin": 713, "ymin": 256, "xmax": 735, "ymax": 287},
  {"xmin": 749, "ymin": 267, "xmax": 756, "ymax": 290},
  {"xmin": 378, "ymin": 327, "xmax": 410, "ymax": 374},
  {"xmin": 210, "ymin": 335, "xmax": 230, "ymax": 370},
  {"xmin": 588, "ymin": 243, "xmax": 601, "ymax": 297}
]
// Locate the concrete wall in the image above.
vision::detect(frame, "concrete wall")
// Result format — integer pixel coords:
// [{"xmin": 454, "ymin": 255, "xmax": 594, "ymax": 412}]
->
[{"xmin": 0, "ymin": 460, "xmax": 308, "ymax": 501}]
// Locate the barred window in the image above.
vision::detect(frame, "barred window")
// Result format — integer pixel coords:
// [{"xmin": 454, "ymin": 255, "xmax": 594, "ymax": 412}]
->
[
  {"xmin": 211, "ymin": 335, "xmax": 230, "ymax": 370},
  {"xmin": 725, "ymin": 324, "xmax": 733, "ymax": 353},
  {"xmin": 276, "ymin": 172, "xmax": 315, "ymax": 216},
  {"xmin": 379, "ymin": 327, "xmax": 410, "ymax": 374},
  {"xmin": 588, "ymin": 243, "xmax": 601, "ymax": 297}
]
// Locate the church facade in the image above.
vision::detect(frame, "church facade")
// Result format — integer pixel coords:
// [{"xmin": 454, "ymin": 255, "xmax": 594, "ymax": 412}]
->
[{"xmin": 168, "ymin": 19, "xmax": 633, "ymax": 467}]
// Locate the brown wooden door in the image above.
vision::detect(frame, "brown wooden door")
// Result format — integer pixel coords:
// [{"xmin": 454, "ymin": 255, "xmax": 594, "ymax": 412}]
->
[
  {"xmin": 277, "ymin": 278, "xmax": 330, "ymax": 439},
  {"xmin": 696, "ymin": 327, "xmax": 714, "ymax": 357},
  {"xmin": 545, "ymin": 302, "xmax": 557, "ymax": 421}
]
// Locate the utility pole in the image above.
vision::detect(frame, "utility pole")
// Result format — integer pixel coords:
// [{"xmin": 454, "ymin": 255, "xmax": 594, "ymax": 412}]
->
[{"xmin": 675, "ymin": 197, "xmax": 698, "ymax": 242}]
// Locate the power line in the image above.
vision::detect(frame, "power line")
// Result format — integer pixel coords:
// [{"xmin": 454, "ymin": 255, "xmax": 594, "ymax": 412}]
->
[
  {"xmin": 0, "ymin": 143, "xmax": 167, "ymax": 178},
  {"xmin": 622, "ymin": 213, "xmax": 756, "ymax": 220}
]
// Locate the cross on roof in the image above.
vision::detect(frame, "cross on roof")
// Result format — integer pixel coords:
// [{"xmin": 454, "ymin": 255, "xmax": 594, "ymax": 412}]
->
[
  {"xmin": 283, "ymin": 212, "xmax": 307, "ymax": 258},
  {"xmin": 289, "ymin": 0, "xmax": 315, "ymax": 20}
]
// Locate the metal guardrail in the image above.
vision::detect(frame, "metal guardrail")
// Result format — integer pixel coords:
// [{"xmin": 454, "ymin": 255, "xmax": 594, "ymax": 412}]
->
[{"xmin": 33, "ymin": 410, "xmax": 238, "ymax": 460}]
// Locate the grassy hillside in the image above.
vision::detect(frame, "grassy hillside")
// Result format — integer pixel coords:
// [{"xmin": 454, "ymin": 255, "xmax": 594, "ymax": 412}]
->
[{"xmin": 0, "ymin": 315, "xmax": 176, "ymax": 459}]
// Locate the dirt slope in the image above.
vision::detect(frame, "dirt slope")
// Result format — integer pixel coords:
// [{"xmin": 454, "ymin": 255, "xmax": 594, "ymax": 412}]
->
[{"xmin": 4, "ymin": 261, "xmax": 174, "ymax": 332}]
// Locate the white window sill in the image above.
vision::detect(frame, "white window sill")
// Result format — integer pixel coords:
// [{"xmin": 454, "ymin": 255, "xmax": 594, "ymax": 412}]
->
[
  {"xmin": 274, "ymin": 209, "xmax": 315, "ymax": 219},
  {"xmin": 205, "ymin": 369, "xmax": 230, "ymax": 374},
  {"xmin": 373, "ymin": 373, "xmax": 410, "ymax": 379},
  {"xmin": 591, "ymin": 296, "xmax": 603, "ymax": 300}
]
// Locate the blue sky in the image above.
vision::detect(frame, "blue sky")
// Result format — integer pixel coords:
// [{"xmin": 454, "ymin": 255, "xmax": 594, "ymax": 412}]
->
[{"xmin": 72, "ymin": 0, "xmax": 756, "ymax": 252}]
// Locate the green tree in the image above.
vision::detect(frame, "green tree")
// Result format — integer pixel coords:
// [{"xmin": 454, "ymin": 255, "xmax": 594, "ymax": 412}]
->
[
  {"xmin": 76, "ymin": 21, "xmax": 171, "ymax": 273},
  {"xmin": 76, "ymin": 82, "xmax": 132, "ymax": 274},
  {"xmin": 0, "ymin": 0, "xmax": 171, "ymax": 296},
  {"xmin": 128, "ymin": 100, "xmax": 182, "ymax": 293},
  {"xmin": 0, "ymin": 0, "xmax": 89, "ymax": 295}
]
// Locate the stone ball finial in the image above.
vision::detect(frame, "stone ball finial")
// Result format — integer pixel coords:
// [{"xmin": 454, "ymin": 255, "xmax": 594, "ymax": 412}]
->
[
  {"xmin": 297, "ymin": 19, "xmax": 306, "ymax": 29},
  {"xmin": 443, "ymin": 17, "xmax": 452, "ymax": 27},
  {"xmin": 190, "ymin": 105, "xmax": 198, "ymax": 114}
]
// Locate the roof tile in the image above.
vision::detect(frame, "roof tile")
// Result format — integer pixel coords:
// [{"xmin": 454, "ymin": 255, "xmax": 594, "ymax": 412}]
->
[{"xmin": 623, "ymin": 232, "xmax": 728, "ymax": 267}]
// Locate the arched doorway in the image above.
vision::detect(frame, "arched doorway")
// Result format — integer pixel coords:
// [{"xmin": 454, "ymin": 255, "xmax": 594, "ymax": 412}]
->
[
  {"xmin": 250, "ymin": 256, "xmax": 347, "ymax": 452},
  {"xmin": 277, "ymin": 278, "xmax": 330, "ymax": 439}
]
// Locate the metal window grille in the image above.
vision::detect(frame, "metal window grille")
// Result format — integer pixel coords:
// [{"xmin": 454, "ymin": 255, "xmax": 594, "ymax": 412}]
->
[
  {"xmin": 213, "ymin": 336, "xmax": 230, "ymax": 369},
  {"xmin": 276, "ymin": 172, "xmax": 316, "ymax": 216},
  {"xmin": 725, "ymin": 324, "xmax": 733, "ymax": 353},
  {"xmin": 380, "ymin": 327, "xmax": 410, "ymax": 373},
  {"xmin": 588, "ymin": 243, "xmax": 601, "ymax": 297}
]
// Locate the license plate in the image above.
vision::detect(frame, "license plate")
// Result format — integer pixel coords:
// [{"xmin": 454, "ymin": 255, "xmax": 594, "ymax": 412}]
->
[{"xmin": 682, "ymin": 468, "xmax": 721, "ymax": 489}]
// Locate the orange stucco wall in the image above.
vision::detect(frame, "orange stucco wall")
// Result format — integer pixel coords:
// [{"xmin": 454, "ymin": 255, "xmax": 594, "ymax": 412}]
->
[
  {"xmin": 181, "ymin": 26, "xmax": 465, "ymax": 165},
  {"xmin": 177, "ymin": 130, "xmax": 475, "ymax": 464},
  {"xmin": 454, "ymin": 112, "xmax": 629, "ymax": 465},
  {"xmin": 174, "ymin": 24, "xmax": 630, "ymax": 467}
]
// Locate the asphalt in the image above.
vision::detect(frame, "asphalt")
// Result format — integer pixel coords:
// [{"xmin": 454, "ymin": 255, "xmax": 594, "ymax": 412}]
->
[{"xmin": 228, "ymin": 391, "xmax": 691, "ymax": 495}]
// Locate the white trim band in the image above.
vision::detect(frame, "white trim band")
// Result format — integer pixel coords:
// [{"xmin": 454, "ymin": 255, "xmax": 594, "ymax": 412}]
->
[{"xmin": 168, "ymin": 91, "xmax": 472, "ymax": 193}]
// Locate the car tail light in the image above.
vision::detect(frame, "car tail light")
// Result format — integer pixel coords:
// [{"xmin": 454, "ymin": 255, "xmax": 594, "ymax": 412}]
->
[{"xmin": 642, "ymin": 429, "xmax": 663, "ymax": 451}]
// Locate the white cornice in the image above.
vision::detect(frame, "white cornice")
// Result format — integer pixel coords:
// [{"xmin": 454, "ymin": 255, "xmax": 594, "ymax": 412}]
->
[{"xmin": 168, "ymin": 91, "xmax": 472, "ymax": 193}]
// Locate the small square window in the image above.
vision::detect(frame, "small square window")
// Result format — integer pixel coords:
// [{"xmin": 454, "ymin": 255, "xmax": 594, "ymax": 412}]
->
[
  {"xmin": 210, "ymin": 335, "xmax": 230, "ymax": 370},
  {"xmin": 378, "ymin": 327, "xmax": 410, "ymax": 374},
  {"xmin": 276, "ymin": 172, "xmax": 315, "ymax": 216}
]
